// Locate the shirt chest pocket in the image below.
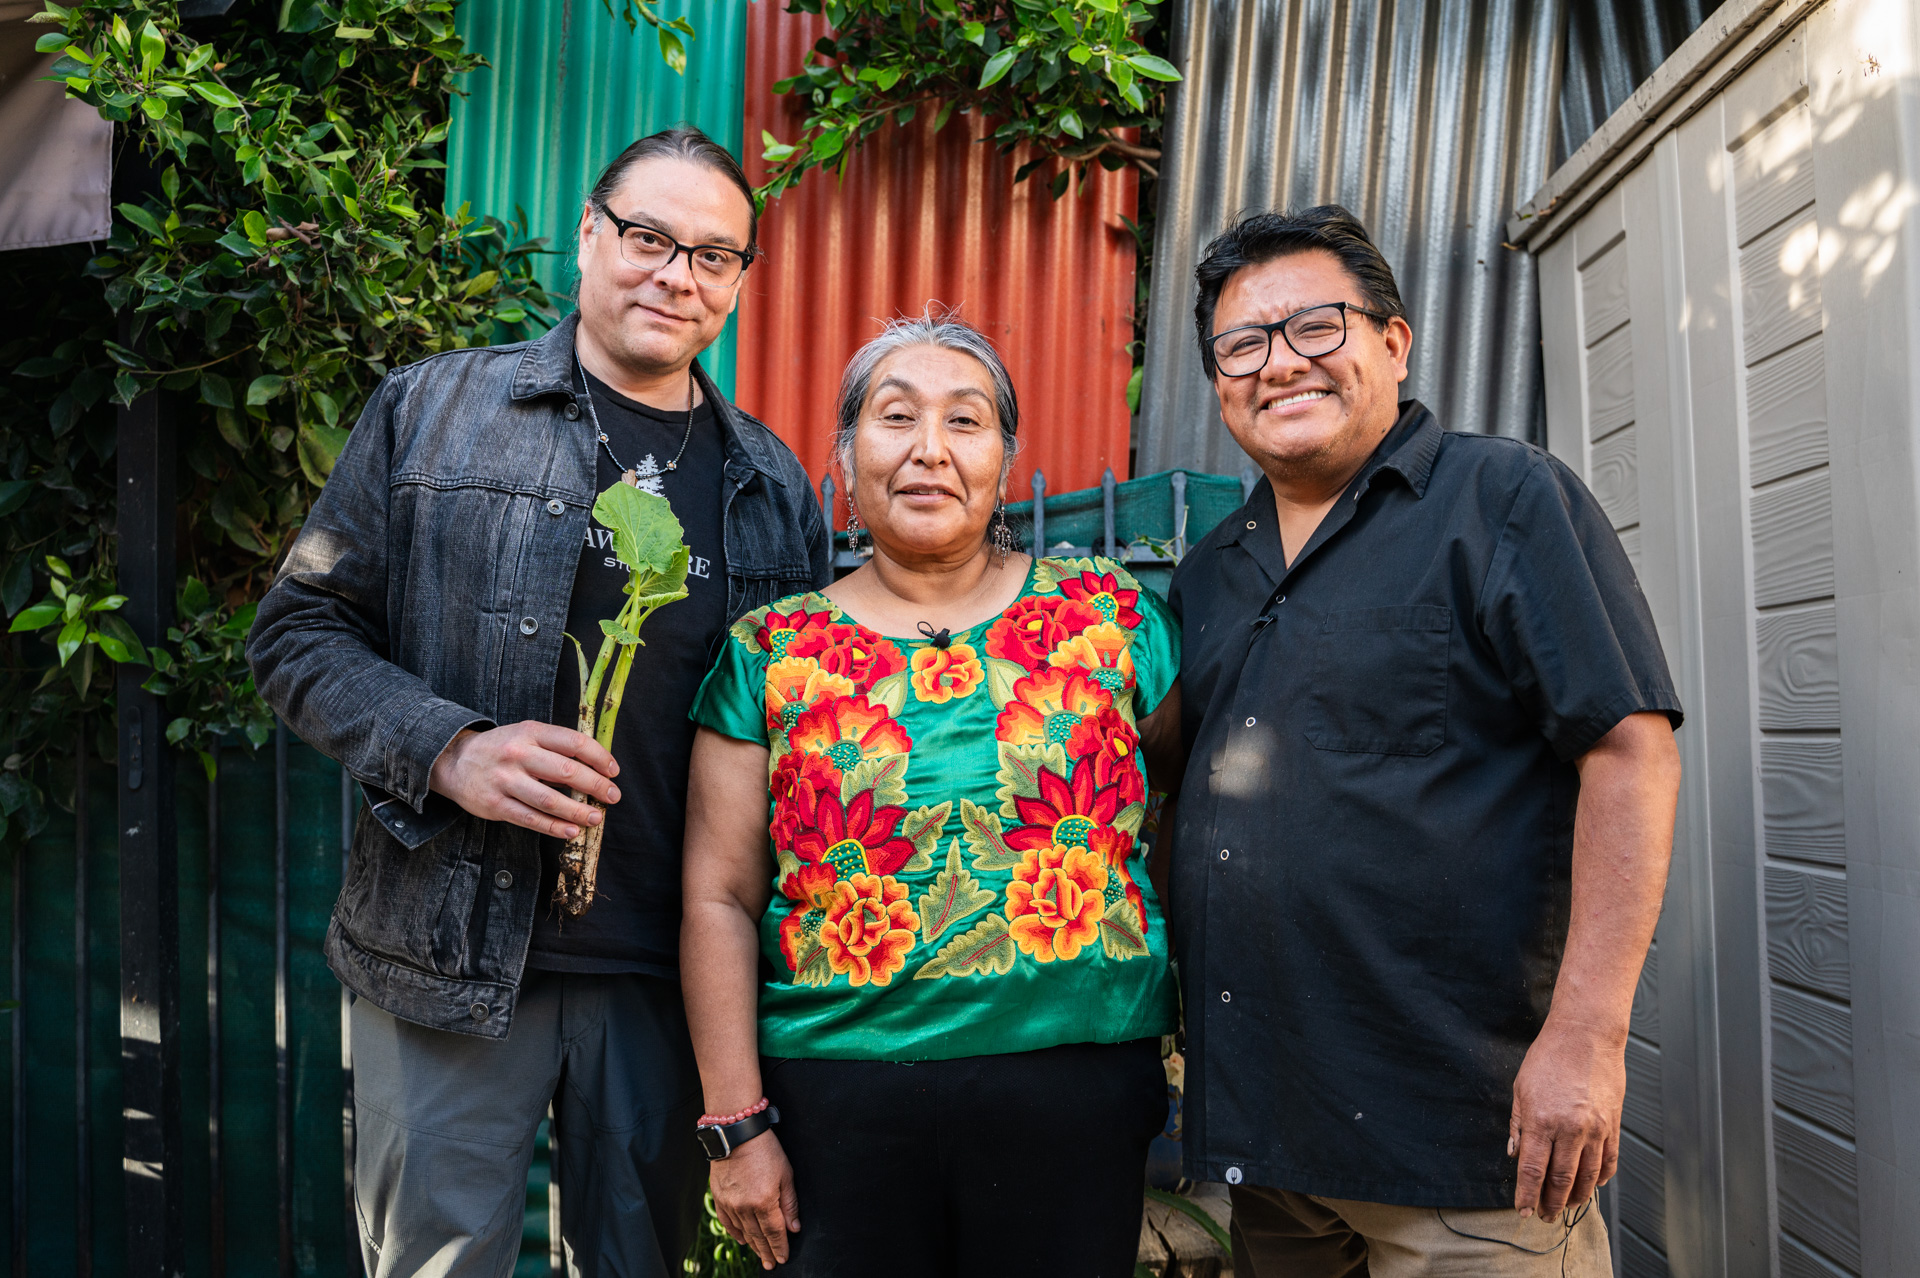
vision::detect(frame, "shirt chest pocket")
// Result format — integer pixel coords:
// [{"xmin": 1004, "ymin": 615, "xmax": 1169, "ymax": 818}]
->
[{"xmin": 1302, "ymin": 605, "xmax": 1451, "ymax": 756}]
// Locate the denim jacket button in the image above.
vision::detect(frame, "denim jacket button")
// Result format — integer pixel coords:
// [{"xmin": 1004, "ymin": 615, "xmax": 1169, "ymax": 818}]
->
[
  {"xmin": 519, "ymin": 616, "xmax": 539, "ymax": 636},
  {"xmin": 494, "ymin": 870, "xmax": 513, "ymax": 890},
  {"xmin": 564, "ymin": 402, "xmax": 581, "ymax": 421},
  {"xmin": 470, "ymin": 1002, "xmax": 490, "ymax": 1021},
  {"xmin": 545, "ymin": 498, "xmax": 565, "ymax": 516}
]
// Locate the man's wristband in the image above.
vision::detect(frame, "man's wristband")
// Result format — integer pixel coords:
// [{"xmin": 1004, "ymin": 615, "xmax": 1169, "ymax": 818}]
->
[{"xmin": 695, "ymin": 1105, "xmax": 780, "ymax": 1160}]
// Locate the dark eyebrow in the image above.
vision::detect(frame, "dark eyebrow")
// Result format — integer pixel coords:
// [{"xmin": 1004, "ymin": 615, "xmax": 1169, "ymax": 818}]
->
[{"xmin": 611, "ymin": 210, "xmax": 745, "ymax": 250}]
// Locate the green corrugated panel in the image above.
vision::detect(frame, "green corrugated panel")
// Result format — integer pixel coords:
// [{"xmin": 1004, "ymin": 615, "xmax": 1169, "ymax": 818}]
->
[{"xmin": 447, "ymin": 0, "xmax": 749, "ymax": 397}]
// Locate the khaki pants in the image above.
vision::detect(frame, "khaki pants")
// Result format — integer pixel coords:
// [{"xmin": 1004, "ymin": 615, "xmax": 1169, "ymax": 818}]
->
[{"xmin": 1228, "ymin": 1184, "xmax": 1612, "ymax": 1278}]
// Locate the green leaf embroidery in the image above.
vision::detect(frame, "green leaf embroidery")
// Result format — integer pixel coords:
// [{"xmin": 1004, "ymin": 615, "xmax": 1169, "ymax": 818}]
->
[
  {"xmin": 1098, "ymin": 898, "xmax": 1150, "ymax": 960},
  {"xmin": 960, "ymin": 798, "xmax": 1023, "ymax": 872},
  {"xmin": 790, "ymin": 930, "xmax": 833, "ymax": 987},
  {"xmin": 842, "ymin": 752, "xmax": 909, "ymax": 809},
  {"xmin": 984, "ymin": 656, "xmax": 1027, "ymax": 708},
  {"xmin": 913, "ymin": 912, "xmax": 1015, "ymax": 979},
  {"xmin": 868, "ymin": 668, "xmax": 908, "ymax": 716},
  {"xmin": 1113, "ymin": 801, "xmax": 1146, "ymax": 838},
  {"xmin": 996, "ymin": 741, "xmax": 1065, "ymax": 820},
  {"xmin": 918, "ymin": 838, "xmax": 996, "ymax": 944},
  {"xmin": 900, "ymin": 800, "xmax": 951, "ymax": 873}
]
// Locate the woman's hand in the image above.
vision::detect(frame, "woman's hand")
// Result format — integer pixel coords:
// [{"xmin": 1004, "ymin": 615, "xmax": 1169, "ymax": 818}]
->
[{"xmin": 710, "ymin": 1131, "xmax": 801, "ymax": 1270}]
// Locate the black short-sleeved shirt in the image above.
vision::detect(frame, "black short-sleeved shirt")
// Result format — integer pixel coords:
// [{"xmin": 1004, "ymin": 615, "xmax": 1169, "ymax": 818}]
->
[
  {"xmin": 1167, "ymin": 401, "xmax": 1681, "ymax": 1208},
  {"xmin": 526, "ymin": 368, "xmax": 728, "ymax": 975}
]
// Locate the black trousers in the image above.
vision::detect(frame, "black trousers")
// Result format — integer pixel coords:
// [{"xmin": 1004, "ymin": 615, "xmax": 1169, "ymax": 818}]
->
[{"xmin": 763, "ymin": 1038, "xmax": 1166, "ymax": 1278}]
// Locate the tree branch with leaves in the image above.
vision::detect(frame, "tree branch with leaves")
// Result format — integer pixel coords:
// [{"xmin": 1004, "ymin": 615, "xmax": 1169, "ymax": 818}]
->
[{"xmin": 757, "ymin": 0, "xmax": 1180, "ymax": 204}]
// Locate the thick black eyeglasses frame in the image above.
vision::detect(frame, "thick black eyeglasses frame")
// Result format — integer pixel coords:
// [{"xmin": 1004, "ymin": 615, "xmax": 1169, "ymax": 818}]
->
[
  {"xmin": 1208, "ymin": 300, "xmax": 1393, "ymax": 377},
  {"xmin": 597, "ymin": 207, "xmax": 760, "ymax": 280}
]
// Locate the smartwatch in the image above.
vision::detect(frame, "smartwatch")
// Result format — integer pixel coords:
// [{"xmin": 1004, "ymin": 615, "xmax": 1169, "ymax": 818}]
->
[{"xmin": 695, "ymin": 1105, "xmax": 780, "ymax": 1160}]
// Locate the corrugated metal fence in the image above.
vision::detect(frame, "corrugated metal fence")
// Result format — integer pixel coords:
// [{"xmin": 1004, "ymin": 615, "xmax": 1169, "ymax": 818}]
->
[
  {"xmin": 446, "ymin": 0, "xmax": 749, "ymax": 395},
  {"xmin": 735, "ymin": 2, "xmax": 1140, "ymax": 517}
]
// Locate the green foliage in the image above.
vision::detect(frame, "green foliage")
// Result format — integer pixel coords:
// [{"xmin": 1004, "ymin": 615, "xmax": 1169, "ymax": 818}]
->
[
  {"xmin": 684, "ymin": 1192, "xmax": 760, "ymax": 1277},
  {"xmin": 598, "ymin": 0, "xmax": 698, "ymax": 75},
  {"xmin": 1, "ymin": 0, "xmax": 552, "ymax": 841},
  {"xmin": 758, "ymin": 0, "xmax": 1179, "ymax": 204}
]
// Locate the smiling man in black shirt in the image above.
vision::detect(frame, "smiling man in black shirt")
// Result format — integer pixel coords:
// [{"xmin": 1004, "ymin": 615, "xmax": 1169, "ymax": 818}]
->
[{"xmin": 1165, "ymin": 207, "xmax": 1682, "ymax": 1277}]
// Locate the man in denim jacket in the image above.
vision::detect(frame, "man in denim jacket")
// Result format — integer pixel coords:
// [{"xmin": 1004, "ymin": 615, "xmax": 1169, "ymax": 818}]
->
[{"xmin": 249, "ymin": 127, "xmax": 829, "ymax": 1277}]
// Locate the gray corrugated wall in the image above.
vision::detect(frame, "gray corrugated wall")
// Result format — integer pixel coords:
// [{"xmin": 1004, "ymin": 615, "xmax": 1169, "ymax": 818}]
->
[{"xmin": 1138, "ymin": 0, "xmax": 1726, "ymax": 472}]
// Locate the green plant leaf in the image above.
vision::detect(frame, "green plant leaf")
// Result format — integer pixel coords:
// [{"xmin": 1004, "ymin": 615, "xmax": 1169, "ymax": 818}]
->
[
  {"xmin": 7, "ymin": 602, "xmax": 61, "ymax": 632},
  {"xmin": 246, "ymin": 374, "xmax": 287, "ymax": 405},
  {"xmin": 592, "ymin": 482, "xmax": 686, "ymax": 574},
  {"xmin": 657, "ymin": 27, "xmax": 686, "ymax": 74},
  {"xmin": 1126, "ymin": 52, "xmax": 1182, "ymax": 81},
  {"xmin": 0, "ymin": 481, "xmax": 30, "ymax": 519},
  {"xmin": 191, "ymin": 82, "xmax": 243, "ymax": 109},
  {"xmin": 978, "ymin": 47, "xmax": 1017, "ymax": 89}
]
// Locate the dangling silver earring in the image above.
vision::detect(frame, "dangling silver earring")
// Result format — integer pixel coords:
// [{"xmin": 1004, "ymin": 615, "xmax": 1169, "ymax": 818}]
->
[
  {"xmin": 993, "ymin": 503, "xmax": 1016, "ymax": 559},
  {"xmin": 847, "ymin": 504, "xmax": 864, "ymax": 554}
]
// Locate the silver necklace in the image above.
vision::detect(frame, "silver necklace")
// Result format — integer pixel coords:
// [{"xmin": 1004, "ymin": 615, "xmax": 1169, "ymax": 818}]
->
[{"xmin": 575, "ymin": 355, "xmax": 695, "ymax": 481}]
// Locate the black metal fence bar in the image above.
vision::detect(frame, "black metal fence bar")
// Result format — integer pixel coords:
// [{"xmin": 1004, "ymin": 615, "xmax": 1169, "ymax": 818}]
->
[
  {"xmin": 208, "ymin": 741, "xmax": 225, "ymax": 1278},
  {"xmin": 340, "ymin": 767, "xmax": 357, "ymax": 1274},
  {"xmin": 74, "ymin": 726, "xmax": 91, "ymax": 1278},
  {"xmin": 274, "ymin": 720, "xmax": 293, "ymax": 1278},
  {"xmin": 1032, "ymin": 471, "xmax": 1046, "ymax": 551},
  {"xmin": 10, "ymin": 793, "xmax": 22, "ymax": 1278}
]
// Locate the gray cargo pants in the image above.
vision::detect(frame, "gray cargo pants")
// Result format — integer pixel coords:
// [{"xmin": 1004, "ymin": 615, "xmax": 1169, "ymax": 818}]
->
[{"xmin": 350, "ymin": 970, "xmax": 704, "ymax": 1278}]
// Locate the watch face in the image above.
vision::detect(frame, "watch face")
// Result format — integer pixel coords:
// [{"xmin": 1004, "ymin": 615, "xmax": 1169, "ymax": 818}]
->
[{"xmin": 696, "ymin": 1126, "xmax": 729, "ymax": 1160}]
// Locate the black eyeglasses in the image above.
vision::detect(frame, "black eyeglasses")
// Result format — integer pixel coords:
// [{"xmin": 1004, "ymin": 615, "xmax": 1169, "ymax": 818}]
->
[
  {"xmin": 1208, "ymin": 301, "xmax": 1392, "ymax": 377},
  {"xmin": 598, "ymin": 209, "xmax": 759, "ymax": 286}
]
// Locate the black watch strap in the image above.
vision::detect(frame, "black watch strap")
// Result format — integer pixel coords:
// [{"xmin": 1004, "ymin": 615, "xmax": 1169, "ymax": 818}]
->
[{"xmin": 695, "ymin": 1105, "xmax": 780, "ymax": 1160}]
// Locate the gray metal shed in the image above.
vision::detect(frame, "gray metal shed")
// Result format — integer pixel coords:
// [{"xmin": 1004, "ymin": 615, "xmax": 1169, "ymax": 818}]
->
[{"xmin": 1512, "ymin": 1, "xmax": 1919, "ymax": 1273}]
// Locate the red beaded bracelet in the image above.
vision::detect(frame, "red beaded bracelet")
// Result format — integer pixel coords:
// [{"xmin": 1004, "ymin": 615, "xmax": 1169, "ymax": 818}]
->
[{"xmin": 698, "ymin": 1097, "xmax": 769, "ymax": 1128}]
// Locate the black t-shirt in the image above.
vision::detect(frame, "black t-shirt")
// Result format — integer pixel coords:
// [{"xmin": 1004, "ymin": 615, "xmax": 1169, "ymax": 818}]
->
[
  {"xmin": 1166, "ymin": 402, "xmax": 1682, "ymax": 1205},
  {"xmin": 527, "ymin": 367, "xmax": 728, "ymax": 975}
]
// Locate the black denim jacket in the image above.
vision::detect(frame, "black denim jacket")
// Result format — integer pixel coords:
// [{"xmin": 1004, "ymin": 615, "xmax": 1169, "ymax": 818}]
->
[{"xmin": 247, "ymin": 315, "xmax": 830, "ymax": 1037}]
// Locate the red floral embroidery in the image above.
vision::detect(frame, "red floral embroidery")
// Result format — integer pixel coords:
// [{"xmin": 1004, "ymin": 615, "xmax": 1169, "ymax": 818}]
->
[
  {"xmin": 770, "ymin": 751, "xmax": 842, "ymax": 849},
  {"xmin": 789, "ymin": 785, "xmax": 916, "ymax": 878},
  {"xmin": 1059, "ymin": 570, "xmax": 1143, "ymax": 629},
  {"xmin": 820, "ymin": 873, "xmax": 919, "ymax": 986},
  {"xmin": 756, "ymin": 605, "xmax": 835, "ymax": 659},
  {"xmin": 1005, "ymin": 756, "xmax": 1134, "ymax": 853},
  {"xmin": 1088, "ymin": 825, "xmax": 1147, "ymax": 929},
  {"xmin": 994, "ymin": 667, "xmax": 1113, "ymax": 749},
  {"xmin": 787, "ymin": 624, "xmax": 908, "ymax": 691},
  {"xmin": 983, "ymin": 596, "xmax": 1104, "ymax": 671}
]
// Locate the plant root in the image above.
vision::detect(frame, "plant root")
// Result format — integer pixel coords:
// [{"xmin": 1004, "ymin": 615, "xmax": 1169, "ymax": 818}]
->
[{"xmin": 553, "ymin": 794, "xmax": 607, "ymax": 916}]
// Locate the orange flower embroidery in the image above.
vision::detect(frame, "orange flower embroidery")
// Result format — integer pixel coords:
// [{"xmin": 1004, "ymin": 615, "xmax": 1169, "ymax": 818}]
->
[
  {"xmin": 820, "ymin": 873, "xmax": 920, "ymax": 986},
  {"xmin": 995, "ymin": 667, "xmax": 1114, "ymax": 749},
  {"xmin": 789, "ymin": 696, "xmax": 914, "ymax": 772},
  {"xmin": 1088, "ymin": 825, "xmax": 1147, "ymax": 929},
  {"xmin": 983, "ymin": 596, "xmax": 1104, "ymax": 670},
  {"xmin": 1059, "ymin": 569, "xmax": 1143, "ymax": 628},
  {"xmin": 765, "ymin": 658, "xmax": 855, "ymax": 735},
  {"xmin": 776, "ymin": 862, "xmax": 842, "ymax": 972},
  {"xmin": 1047, "ymin": 621, "xmax": 1136, "ymax": 695},
  {"xmin": 1005, "ymin": 844, "xmax": 1108, "ymax": 962},
  {"xmin": 787, "ymin": 624, "xmax": 908, "ymax": 691},
  {"xmin": 909, "ymin": 642, "xmax": 984, "ymax": 704}
]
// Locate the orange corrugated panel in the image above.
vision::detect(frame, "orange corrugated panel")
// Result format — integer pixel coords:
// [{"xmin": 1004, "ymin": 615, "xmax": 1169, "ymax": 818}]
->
[{"xmin": 736, "ymin": 3, "xmax": 1138, "ymax": 524}]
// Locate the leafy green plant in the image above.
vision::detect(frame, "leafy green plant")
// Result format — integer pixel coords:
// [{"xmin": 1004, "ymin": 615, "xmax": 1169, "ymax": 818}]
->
[
  {"xmin": 2, "ymin": 0, "xmax": 552, "ymax": 841},
  {"xmin": 757, "ymin": 0, "xmax": 1180, "ymax": 204},
  {"xmin": 555, "ymin": 482, "xmax": 691, "ymax": 916},
  {"xmin": 599, "ymin": 0, "xmax": 698, "ymax": 74}
]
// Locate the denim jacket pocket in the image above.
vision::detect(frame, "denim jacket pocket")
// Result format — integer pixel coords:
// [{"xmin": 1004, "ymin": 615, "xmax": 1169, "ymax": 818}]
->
[{"xmin": 1304, "ymin": 605, "xmax": 1451, "ymax": 756}]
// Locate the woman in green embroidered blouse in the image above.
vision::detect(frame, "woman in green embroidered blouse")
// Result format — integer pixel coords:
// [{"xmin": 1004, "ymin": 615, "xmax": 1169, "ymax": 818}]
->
[{"xmin": 682, "ymin": 313, "xmax": 1183, "ymax": 1276}]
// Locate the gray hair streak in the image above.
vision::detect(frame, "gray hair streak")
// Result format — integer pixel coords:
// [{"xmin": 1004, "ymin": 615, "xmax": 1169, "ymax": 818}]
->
[{"xmin": 833, "ymin": 306, "xmax": 1020, "ymax": 483}]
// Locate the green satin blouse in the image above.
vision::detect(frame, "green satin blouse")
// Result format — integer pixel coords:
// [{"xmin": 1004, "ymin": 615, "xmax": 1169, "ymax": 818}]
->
[{"xmin": 690, "ymin": 555, "xmax": 1180, "ymax": 1061}]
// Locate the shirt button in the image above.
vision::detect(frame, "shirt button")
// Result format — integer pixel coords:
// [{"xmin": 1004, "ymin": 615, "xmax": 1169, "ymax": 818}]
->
[
  {"xmin": 1220, "ymin": 848, "xmax": 1230, "ymax": 861},
  {"xmin": 470, "ymin": 1002, "xmax": 490, "ymax": 1021},
  {"xmin": 519, "ymin": 616, "xmax": 540, "ymax": 636},
  {"xmin": 1226, "ymin": 1166, "xmax": 1244, "ymax": 1185},
  {"xmin": 494, "ymin": 870, "xmax": 513, "ymax": 890},
  {"xmin": 1245, "ymin": 716, "xmax": 1257, "ymax": 727},
  {"xmin": 1221, "ymin": 991, "xmax": 1232, "ymax": 1003},
  {"xmin": 564, "ymin": 402, "xmax": 581, "ymax": 421},
  {"xmin": 546, "ymin": 498, "xmax": 565, "ymax": 516},
  {"xmin": 1245, "ymin": 520, "xmax": 1256, "ymax": 530},
  {"xmin": 1275, "ymin": 595, "xmax": 1286, "ymax": 605}
]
